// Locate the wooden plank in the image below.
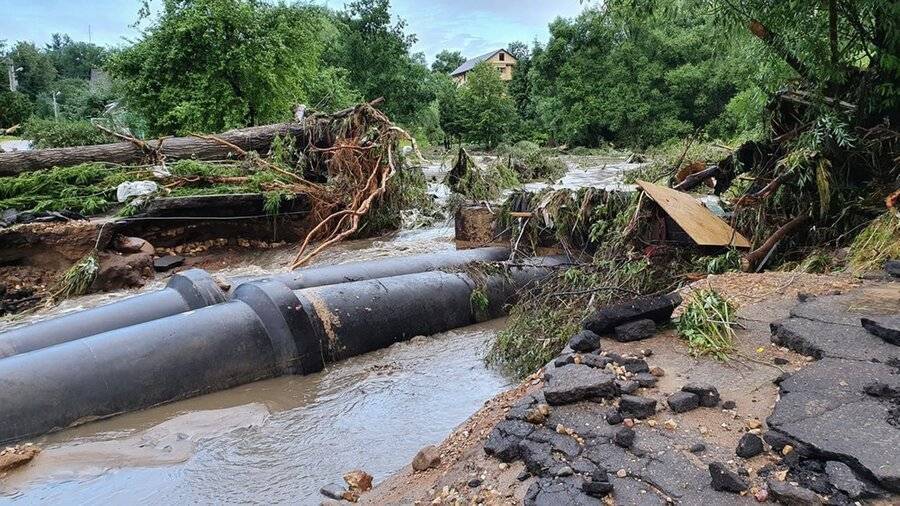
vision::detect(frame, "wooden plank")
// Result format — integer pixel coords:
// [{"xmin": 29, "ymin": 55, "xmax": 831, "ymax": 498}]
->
[{"xmin": 636, "ymin": 180, "xmax": 751, "ymax": 248}]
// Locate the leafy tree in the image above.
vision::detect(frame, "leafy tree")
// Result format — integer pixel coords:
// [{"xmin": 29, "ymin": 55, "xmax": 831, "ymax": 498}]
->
[
  {"xmin": 457, "ymin": 63, "xmax": 518, "ymax": 148},
  {"xmin": 507, "ymin": 41, "xmax": 531, "ymax": 61},
  {"xmin": 45, "ymin": 34, "xmax": 107, "ymax": 80},
  {"xmin": 434, "ymin": 73, "xmax": 463, "ymax": 147},
  {"xmin": 0, "ymin": 91, "xmax": 32, "ymax": 126},
  {"xmin": 431, "ymin": 50, "xmax": 465, "ymax": 74},
  {"xmin": 7, "ymin": 42, "xmax": 57, "ymax": 99},
  {"xmin": 331, "ymin": 0, "xmax": 435, "ymax": 124},
  {"xmin": 109, "ymin": 0, "xmax": 353, "ymax": 135}
]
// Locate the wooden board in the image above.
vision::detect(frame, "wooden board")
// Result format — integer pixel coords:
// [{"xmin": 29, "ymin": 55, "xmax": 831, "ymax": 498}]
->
[{"xmin": 637, "ymin": 180, "xmax": 751, "ymax": 248}]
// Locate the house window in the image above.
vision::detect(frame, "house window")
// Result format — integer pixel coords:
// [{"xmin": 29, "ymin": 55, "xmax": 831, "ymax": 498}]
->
[{"xmin": 499, "ymin": 53, "xmax": 505, "ymax": 62}]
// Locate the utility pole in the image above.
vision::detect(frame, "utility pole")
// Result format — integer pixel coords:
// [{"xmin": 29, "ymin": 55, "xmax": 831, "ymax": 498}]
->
[
  {"xmin": 52, "ymin": 91, "xmax": 60, "ymax": 120},
  {"xmin": 6, "ymin": 61, "xmax": 17, "ymax": 92}
]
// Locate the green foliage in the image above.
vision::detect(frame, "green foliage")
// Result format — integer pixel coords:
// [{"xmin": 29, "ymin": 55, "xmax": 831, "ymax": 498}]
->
[
  {"xmin": 676, "ymin": 288, "xmax": 737, "ymax": 360},
  {"xmin": 456, "ymin": 63, "xmax": 518, "ymax": 149},
  {"xmin": 44, "ymin": 33, "xmax": 107, "ymax": 80},
  {"xmin": 109, "ymin": 0, "xmax": 349, "ymax": 135},
  {"xmin": 470, "ymin": 289, "xmax": 490, "ymax": 313},
  {"xmin": 0, "ymin": 163, "xmax": 119, "ymax": 214},
  {"xmin": 698, "ymin": 249, "xmax": 742, "ymax": 274},
  {"xmin": 6, "ymin": 41, "xmax": 57, "ymax": 99},
  {"xmin": 23, "ymin": 118, "xmax": 112, "ymax": 148},
  {"xmin": 331, "ymin": 0, "xmax": 435, "ymax": 125},
  {"xmin": 848, "ymin": 213, "xmax": 900, "ymax": 274},
  {"xmin": 52, "ymin": 252, "xmax": 100, "ymax": 301},
  {"xmin": 0, "ymin": 91, "xmax": 33, "ymax": 126},
  {"xmin": 432, "ymin": 50, "xmax": 465, "ymax": 74},
  {"xmin": 447, "ymin": 148, "xmax": 520, "ymax": 201},
  {"xmin": 499, "ymin": 141, "xmax": 567, "ymax": 182}
]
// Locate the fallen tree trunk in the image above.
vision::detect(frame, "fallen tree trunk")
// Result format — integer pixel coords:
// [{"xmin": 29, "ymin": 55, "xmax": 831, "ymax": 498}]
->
[
  {"xmin": 741, "ymin": 212, "xmax": 811, "ymax": 271},
  {"xmin": 673, "ymin": 166, "xmax": 720, "ymax": 192},
  {"xmin": 0, "ymin": 122, "xmax": 305, "ymax": 177}
]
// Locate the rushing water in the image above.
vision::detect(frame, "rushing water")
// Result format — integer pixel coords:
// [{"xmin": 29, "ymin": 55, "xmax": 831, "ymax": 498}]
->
[{"xmin": 1, "ymin": 158, "xmax": 634, "ymax": 504}]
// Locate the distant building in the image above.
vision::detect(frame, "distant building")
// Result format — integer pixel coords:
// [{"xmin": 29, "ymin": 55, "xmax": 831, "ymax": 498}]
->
[{"xmin": 450, "ymin": 49, "xmax": 517, "ymax": 85}]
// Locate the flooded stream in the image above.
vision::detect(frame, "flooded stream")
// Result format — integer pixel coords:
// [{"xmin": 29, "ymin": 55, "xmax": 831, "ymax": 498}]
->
[{"xmin": 0, "ymin": 157, "xmax": 635, "ymax": 504}]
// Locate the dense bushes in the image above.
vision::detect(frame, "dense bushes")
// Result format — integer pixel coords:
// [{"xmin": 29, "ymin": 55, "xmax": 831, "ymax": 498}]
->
[
  {"xmin": 0, "ymin": 91, "xmax": 33, "ymax": 127},
  {"xmin": 24, "ymin": 119, "xmax": 112, "ymax": 148}
]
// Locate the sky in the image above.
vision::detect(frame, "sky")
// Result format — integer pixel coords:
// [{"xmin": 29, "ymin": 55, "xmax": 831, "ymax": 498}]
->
[{"xmin": 0, "ymin": 0, "xmax": 588, "ymax": 62}]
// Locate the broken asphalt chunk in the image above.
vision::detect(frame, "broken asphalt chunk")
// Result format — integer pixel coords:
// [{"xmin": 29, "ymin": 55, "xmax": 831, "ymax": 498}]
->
[
  {"xmin": 618, "ymin": 395, "xmax": 657, "ymax": 419},
  {"xmin": 681, "ymin": 383, "xmax": 720, "ymax": 407},
  {"xmin": 667, "ymin": 391, "xmax": 700, "ymax": 413},
  {"xmin": 543, "ymin": 365, "xmax": 617, "ymax": 406},
  {"xmin": 568, "ymin": 330, "xmax": 601, "ymax": 353},
  {"xmin": 583, "ymin": 293, "xmax": 681, "ymax": 335},
  {"xmin": 709, "ymin": 462, "xmax": 748, "ymax": 493}
]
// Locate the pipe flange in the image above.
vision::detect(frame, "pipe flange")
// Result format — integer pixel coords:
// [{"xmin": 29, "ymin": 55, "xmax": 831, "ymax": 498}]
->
[{"xmin": 167, "ymin": 269, "xmax": 228, "ymax": 310}]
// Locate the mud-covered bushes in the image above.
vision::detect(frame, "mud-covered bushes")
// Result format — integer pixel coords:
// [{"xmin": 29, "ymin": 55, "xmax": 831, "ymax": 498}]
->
[{"xmin": 446, "ymin": 147, "xmax": 520, "ymax": 201}]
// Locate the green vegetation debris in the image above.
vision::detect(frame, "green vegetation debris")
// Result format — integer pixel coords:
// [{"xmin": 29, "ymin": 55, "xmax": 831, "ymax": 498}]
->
[
  {"xmin": 676, "ymin": 288, "xmax": 737, "ymax": 360},
  {"xmin": 848, "ymin": 213, "xmax": 900, "ymax": 274}
]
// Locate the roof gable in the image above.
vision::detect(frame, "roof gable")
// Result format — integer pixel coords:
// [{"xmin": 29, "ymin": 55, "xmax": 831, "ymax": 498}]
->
[{"xmin": 450, "ymin": 49, "xmax": 514, "ymax": 76}]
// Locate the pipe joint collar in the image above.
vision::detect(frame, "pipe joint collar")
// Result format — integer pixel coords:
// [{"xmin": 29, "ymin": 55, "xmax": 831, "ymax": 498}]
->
[{"xmin": 167, "ymin": 269, "xmax": 228, "ymax": 310}]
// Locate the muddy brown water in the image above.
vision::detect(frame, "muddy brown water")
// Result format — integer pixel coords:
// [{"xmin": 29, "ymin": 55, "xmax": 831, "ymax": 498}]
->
[{"xmin": 1, "ymin": 159, "xmax": 635, "ymax": 504}]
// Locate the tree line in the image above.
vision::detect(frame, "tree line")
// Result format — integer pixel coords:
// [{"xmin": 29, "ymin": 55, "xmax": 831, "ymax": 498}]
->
[{"xmin": 1, "ymin": 0, "xmax": 896, "ymax": 153}]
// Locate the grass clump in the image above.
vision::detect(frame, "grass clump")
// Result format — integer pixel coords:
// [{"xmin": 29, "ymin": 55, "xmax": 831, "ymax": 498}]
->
[
  {"xmin": 676, "ymin": 288, "xmax": 737, "ymax": 360},
  {"xmin": 50, "ymin": 252, "xmax": 100, "ymax": 301},
  {"xmin": 848, "ymin": 212, "xmax": 900, "ymax": 274}
]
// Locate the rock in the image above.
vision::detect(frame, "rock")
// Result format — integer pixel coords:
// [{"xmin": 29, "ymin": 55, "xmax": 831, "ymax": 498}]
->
[
  {"xmin": 343, "ymin": 469, "xmax": 373, "ymax": 492},
  {"xmin": 736, "ymin": 433, "xmax": 764, "ymax": 458},
  {"xmin": 520, "ymin": 439, "xmax": 555, "ymax": 475},
  {"xmin": 774, "ymin": 357, "xmax": 790, "ymax": 365},
  {"xmin": 633, "ymin": 373, "xmax": 658, "ymax": 388},
  {"xmin": 468, "ymin": 478, "xmax": 483, "ymax": 488},
  {"xmin": 649, "ymin": 366, "xmax": 665, "ymax": 377},
  {"xmin": 689, "ymin": 443, "xmax": 706, "ymax": 453},
  {"xmin": 861, "ymin": 316, "xmax": 900, "ymax": 346},
  {"xmin": 517, "ymin": 471, "xmax": 531, "ymax": 481},
  {"xmin": 618, "ymin": 395, "xmax": 657, "ymax": 419},
  {"xmin": 606, "ymin": 411, "xmax": 623, "ymax": 425},
  {"xmin": 722, "ymin": 400, "xmax": 737, "ymax": 410},
  {"xmin": 525, "ymin": 477, "xmax": 596, "ymax": 506},
  {"xmin": 667, "ymin": 391, "xmax": 700, "ymax": 413},
  {"xmin": 616, "ymin": 469, "xmax": 628, "ymax": 478},
  {"xmin": 0, "ymin": 445, "xmax": 40, "ymax": 473},
  {"xmin": 613, "ymin": 427, "xmax": 635, "ymax": 448},
  {"xmin": 569, "ymin": 330, "xmax": 602, "ymax": 353},
  {"xmin": 114, "ymin": 236, "xmax": 152, "ymax": 254},
  {"xmin": 543, "ymin": 365, "xmax": 617, "ymax": 406},
  {"xmin": 614, "ymin": 319, "xmax": 657, "ymax": 343},
  {"xmin": 555, "ymin": 466, "xmax": 574, "ymax": 477},
  {"xmin": 621, "ymin": 358, "xmax": 650, "ymax": 374},
  {"xmin": 342, "ymin": 489, "xmax": 361, "ymax": 502},
  {"xmin": 754, "ymin": 488, "xmax": 769, "ymax": 502},
  {"xmin": 412, "ymin": 445, "xmax": 441, "ymax": 471},
  {"xmin": 616, "ymin": 380, "xmax": 639, "ymax": 394},
  {"xmin": 583, "ymin": 293, "xmax": 681, "ymax": 335},
  {"xmin": 885, "ymin": 260, "xmax": 900, "ymax": 277},
  {"xmin": 582, "ymin": 480, "xmax": 614, "ymax": 498},
  {"xmin": 554, "ymin": 354, "xmax": 574, "ymax": 367},
  {"xmin": 95, "ymin": 249, "xmax": 154, "ymax": 291},
  {"xmin": 709, "ymin": 462, "xmax": 749, "ymax": 493},
  {"xmin": 766, "ymin": 479, "xmax": 823, "ymax": 505},
  {"xmin": 153, "ymin": 254, "xmax": 185, "ymax": 272},
  {"xmin": 681, "ymin": 383, "xmax": 720, "ymax": 407},
  {"xmin": 525, "ymin": 403, "xmax": 552, "ymax": 424},
  {"xmin": 824, "ymin": 461, "xmax": 872, "ymax": 500},
  {"xmin": 320, "ymin": 483, "xmax": 346, "ymax": 500},
  {"xmin": 484, "ymin": 420, "xmax": 534, "ymax": 462}
]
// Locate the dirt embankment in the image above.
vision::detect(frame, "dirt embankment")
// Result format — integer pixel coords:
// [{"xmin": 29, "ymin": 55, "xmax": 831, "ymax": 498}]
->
[{"xmin": 362, "ymin": 272, "xmax": 898, "ymax": 505}]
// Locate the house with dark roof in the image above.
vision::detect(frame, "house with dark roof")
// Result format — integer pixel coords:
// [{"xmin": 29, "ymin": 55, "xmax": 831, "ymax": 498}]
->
[{"xmin": 450, "ymin": 49, "xmax": 517, "ymax": 85}]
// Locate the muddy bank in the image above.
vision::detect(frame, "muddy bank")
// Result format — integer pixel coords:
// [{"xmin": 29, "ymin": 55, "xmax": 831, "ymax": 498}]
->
[{"xmin": 363, "ymin": 273, "xmax": 900, "ymax": 505}]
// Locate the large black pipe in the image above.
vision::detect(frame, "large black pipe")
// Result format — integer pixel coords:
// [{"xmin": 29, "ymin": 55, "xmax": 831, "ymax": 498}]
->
[
  {"xmin": 0, "ymin": 247, "xmax": 509, "ymax": 359},
  {"xmin": 0, "ymin": 258, "xmax": 559, "ymax": 444}
]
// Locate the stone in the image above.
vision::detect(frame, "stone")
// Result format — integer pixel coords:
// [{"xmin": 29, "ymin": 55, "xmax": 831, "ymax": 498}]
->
[
  {"xmin": 722, "ymin": 400, "xmax": 737, "ymax": 410},
  {"xmin": 754, "ymin": 488, "xmax": 769, "ymax": 502},
  {"xmin": 543, "ymin": 365, "xmax": 617, "ymax": 406},
  {"xmin": 621, "ymin": 358, "xmax": 650, "ymax": 374},
  {"xmin": 709, "ymin": 462, "xmax": 749, "ymax": 493},
  {"xmin": 153, "ymin": 254, "xmax": 185, "ymax": 272},
  {"xmin": 689, "ymin": 443, "xmax": 706, "ymax": 453},
  {"xmin": 114, "ymin": 236, "xmax": 152, "ymax": 254},
  {"xmin": 320, "ymin": 483, "xmax": 346, "ymax": 500},
  {"xmin": 616, "ymin": 469, "xmax": 628, "ymax": 478},
  {"xmin": 525, "ymin": 404, "xmax": 552, "ymax": 425},
  {"xmin": 554, "ymin": 354, "xmax": 575, "ymax": 367},
  {"xmin": 774, "ymin": 357, "xmax": 790, "ymax": 365},
  {"xmin": 606, "ymin": 411, "xmax": 623, "ymax": 425},
  {"xmin": 736, "ymin": 434, "xmax": 764, "ymax": 459},
  {"xmin": 555, "ymin": 466, "xmax": 574, "ymax": 477},
  {"xmin": 766, "ymin": 479, "xmax": 823, "ymax": 505},
  {"xmin": 667, "ymin": 391, "xmax": 700, "ymax": 413},
  {"xmin": 614, "ymin": 319, "xmax": 657, "ymax": 343},
  {"xmin": 861, "ymin": 316, "xmax": 900, "ymax": 346},
  {"xmin": 579, "ymin": 354, "xmax": 612, "ymax": 369},
  {"xmin": 824, "ymin": 461, "xmax": 873, "ymax": 500},
  {"xmin": 649, "ymin": 366, "xmax": 665, "ymax": 377},
  {"xmin": 412, "ymin": 445, "xmax": 441, "ymax": 471},
  {"xmin": 885, "ymin": 260, "xmax": 900, "ymax": 277},
  {"xmin": 583, "ymin": 294, "xmax": 682, "ymax": 335},
  {"xmin": 525, "ymin": 477, "xmax": 596, "ymax": 506},
  {"xmin": 582, "ymin": 480, "xmax": 614, "ymax": 498},
  {"xmin": 343, "ymin": 470, "xmax": 373, "ymax": 492},
  {"xmin": 616, "ymin": 380, "xmax": 639, "ymax": 394},
  {"xmin": 633, "ymin": 373, "xmax": 658, "ymax": 388},
  {"xmin": 0, "ymin": 445, "xmax": 40, "ymax": 473},
  {"xmin": 618, "ymin": 395, "xmax": 657, "ymax": 419},
  {"xmin": 569, "ymin": 330, "xmax": 602, "ymax": 353},
  {"xmin": 681, "ymin": 383, "xmax": 720, "ymax": 407},
  {"xmin": 468, "ymin": 478, "xmax": 483, "ymax": 488},
  {"xmin": 517, "ymin": 471, "xmax": 531, "ymax": 481},
  {"xmin": 613, "ymin": 427, "xmax": 635, "ymax": 448},
  {"xmin": 95, "ymin": 249, "xmax": 154, "ymax": 291}
]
